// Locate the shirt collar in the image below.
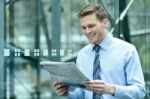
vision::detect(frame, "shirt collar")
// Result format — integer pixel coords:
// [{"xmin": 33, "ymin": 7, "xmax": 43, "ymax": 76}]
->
[{"xmin": 92, "ymin": 34, "xmax": 113, "ymax": 51}]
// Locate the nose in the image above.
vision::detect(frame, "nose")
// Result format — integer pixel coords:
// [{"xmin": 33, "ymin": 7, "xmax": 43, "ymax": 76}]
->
[{"xmin": 84, "ymin": 28, "xmax": 92, "ymax": 35}]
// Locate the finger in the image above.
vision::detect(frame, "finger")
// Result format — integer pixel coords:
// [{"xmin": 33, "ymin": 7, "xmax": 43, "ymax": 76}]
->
[
  {"xmin": 57, "ymin": 87, "xmax": 68, "ymax": 96},
  {"xmin": 53, "ymin": 80, "xmax": 59, "ymax": 86},
  {"xmin": 57, "ymin": 86, "xmax": 68, "ymax": 93},
  {"xmin": 58, "ymin": 90, "xmax": 68, "ymax": 96},
  {"xmin": 88, "ymin": 86, "xmax": 105, "ymax": 94},
  {"xmin": 55, "ymin": 84, "xmax": 68, "ymax": 90},
  {"xmin": 87, "ymin": 84, "xmax": 105, "ymax": 89},
  {"xmin": 87, "ymin": 83, "xmax": 105, "ymax": 91},
  {"xmin": 87, "ymin": 85, "xmax": 104, "ymax": 91},
  {"xmin": 86, "ymin": 80, "xmax": 104, "ymax": 84}
]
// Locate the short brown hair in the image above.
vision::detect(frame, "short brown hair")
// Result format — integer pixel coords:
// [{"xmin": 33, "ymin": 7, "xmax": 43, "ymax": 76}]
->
[{"xmin": 78, "ymin": 4, "xmax": 108, "ymax": 21}]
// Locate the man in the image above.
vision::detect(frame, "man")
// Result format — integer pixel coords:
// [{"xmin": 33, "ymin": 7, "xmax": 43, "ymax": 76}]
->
[{"xmin": 54, "ymin": 4, "xmax": 146, "ymax": 99}]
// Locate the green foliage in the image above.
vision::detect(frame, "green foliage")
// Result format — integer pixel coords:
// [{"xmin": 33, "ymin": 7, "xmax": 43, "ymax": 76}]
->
[
  {"xmin": 139, "ymin": 51, "xmax": 150, "ymax": 71},
  {"xmin": 131, "ymin": 34, "xmax": 150, "ymax": 71}
]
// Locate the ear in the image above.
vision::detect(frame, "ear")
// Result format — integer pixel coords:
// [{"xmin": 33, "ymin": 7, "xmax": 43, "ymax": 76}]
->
[{"xmin": 102, "ymin": 19, "xmax": 108, "ymax": 28}]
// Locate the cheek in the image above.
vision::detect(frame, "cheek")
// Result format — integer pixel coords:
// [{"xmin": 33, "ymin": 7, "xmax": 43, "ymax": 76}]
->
[
  {"xmin": 97, "ymin": 27, "xmax": 104, "ymax": 35},
  {"xmin": 96, "ymin": 33, "xmax": 101, "ymax": 40},
  {"xmin": 96, "ymin": 30, "xmax": 103, "ymax": 38},
  {"xmin": 82, "ymin": 30, "xmax": 87, "ymax": 35}
]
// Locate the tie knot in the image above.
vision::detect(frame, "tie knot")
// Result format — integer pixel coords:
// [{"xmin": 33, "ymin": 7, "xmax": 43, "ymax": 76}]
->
[{"xmin": 93, "ymin": 44, "xmax": 100, "ymax": 53}]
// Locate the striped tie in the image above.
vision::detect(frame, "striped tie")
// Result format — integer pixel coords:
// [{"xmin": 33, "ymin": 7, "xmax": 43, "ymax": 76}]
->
[{"xmin": 93, "ymin": 44, "xmax": 101, "ymax": 99}]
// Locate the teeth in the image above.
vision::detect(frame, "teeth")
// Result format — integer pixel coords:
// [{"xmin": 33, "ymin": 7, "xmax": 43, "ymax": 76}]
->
[{"xmin": 88, "ymin": 33, "xmax": 96, "ymax": 38}]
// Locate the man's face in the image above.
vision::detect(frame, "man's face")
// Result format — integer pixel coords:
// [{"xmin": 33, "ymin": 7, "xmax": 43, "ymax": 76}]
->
[{"xmin": 80, "ymin": 14, "xmax": 107, "ymax": 44}]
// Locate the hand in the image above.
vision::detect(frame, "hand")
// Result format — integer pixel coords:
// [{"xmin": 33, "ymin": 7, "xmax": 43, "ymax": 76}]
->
[
  {"xmin": 53, "ymin": 81, "xmax": 69, "ymax": 96},
  {"xmin": 86, "ymin": 80, "xmax": 115, "ymax": 95}
]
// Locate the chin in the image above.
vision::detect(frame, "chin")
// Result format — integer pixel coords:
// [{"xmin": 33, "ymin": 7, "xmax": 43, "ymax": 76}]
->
[
  {"xmin": 88, "ymin": 37, "xmax": 98, "ymax": 43},
  {"xmin": 88, "ymin": 37, "xmax": 97, "ymax": 44},
  {"xmin": 89, "ymin": 40, "xmax": 96, "ymax": 44}
]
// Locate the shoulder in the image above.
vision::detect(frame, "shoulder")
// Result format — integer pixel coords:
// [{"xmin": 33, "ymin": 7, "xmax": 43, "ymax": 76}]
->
[
  {"xmin": 111, "ymin": 37, "xmax": 139, "ymax": 62},
  {"xmin": 112, "ymin": 37, "xmax": 136, "ymax": 51}
]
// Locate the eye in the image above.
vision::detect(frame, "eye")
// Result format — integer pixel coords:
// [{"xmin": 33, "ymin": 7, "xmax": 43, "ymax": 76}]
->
[
  {"xmin": 88, "ymin": 24, "xmax": 95, "ymax": 28},
  {"xmin": 81, "ymin": 26, "xmax": 86, "ymax": 30}
]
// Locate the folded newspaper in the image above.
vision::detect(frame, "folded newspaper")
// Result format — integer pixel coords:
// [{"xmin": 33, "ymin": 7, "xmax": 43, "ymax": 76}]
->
[{"xmin": 40, "ymin": 61, "xmax": 89, "ymax": 88}]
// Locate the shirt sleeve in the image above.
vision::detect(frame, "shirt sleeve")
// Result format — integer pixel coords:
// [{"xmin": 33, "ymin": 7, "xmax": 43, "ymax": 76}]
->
[
  {"xmin": 67, "ymin": 88, "xmax": 85, "ymax": 99},
  {"xmin": 67, "ymin": 51, "xmax": 85, "ymax": 99},
  {"xmin": 114, "ymin": 46, "xmax": 146, "ymax": 99}
]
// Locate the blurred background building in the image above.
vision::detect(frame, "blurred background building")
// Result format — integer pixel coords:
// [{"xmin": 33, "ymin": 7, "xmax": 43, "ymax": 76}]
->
[{"xmin": 0, "ymin": 0, "xmax": 150, "ymax": 99}]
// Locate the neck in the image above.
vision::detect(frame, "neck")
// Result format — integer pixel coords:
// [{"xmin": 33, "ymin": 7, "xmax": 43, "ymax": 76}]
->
[{"xmin": 95, "ymin": 31, "xmax": 108, "ymax": 44}]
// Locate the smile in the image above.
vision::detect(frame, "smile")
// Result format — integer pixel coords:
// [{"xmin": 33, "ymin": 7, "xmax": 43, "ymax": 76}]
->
[{"xmin": 87, "ymin": 32, "xmax": 96, "ymax": 38}]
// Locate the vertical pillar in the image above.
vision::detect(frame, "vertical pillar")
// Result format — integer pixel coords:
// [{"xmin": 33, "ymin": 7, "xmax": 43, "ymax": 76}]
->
[
  {"xmin": 113, "ymin": 0, "xmax": 120, "ymax": 37},
  {"xmin": 8, "ymin": 2, "xmax": 15, "ymax": 98},
  {"xmin": 35, "ymin": 0, "xmax": 40, "ymax": 98},
  {"xmin": 51, "ymin": 0, "xmax": 61, "ymax": 61},
  {"xmin": 0, "ymin": 0, "xmax": 5, "ymax": 98},
  {"xmin": 114, "ymin": 0, "xmax": 119, "ymax": 20},
  {"xmin": 119, "ymin": 0, "xmax": 131, "ymax": 43}
]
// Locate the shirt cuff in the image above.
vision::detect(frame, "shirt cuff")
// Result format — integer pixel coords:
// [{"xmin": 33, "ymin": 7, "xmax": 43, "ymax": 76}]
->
[{"xmin": 114, "ymin": 85, "xmax": 125, "ymax": 97}]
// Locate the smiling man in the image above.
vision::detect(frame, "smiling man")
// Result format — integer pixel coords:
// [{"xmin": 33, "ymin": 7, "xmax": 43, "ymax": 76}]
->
[{"xmin": 53, "ymin": 4, "xmax": 146, "ymax": 99}]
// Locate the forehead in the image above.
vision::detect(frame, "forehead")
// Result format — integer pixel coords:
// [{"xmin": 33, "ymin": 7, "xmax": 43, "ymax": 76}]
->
[{"xmin": 80, "ymin": 14, "xmax": 100, "ymax": 26}]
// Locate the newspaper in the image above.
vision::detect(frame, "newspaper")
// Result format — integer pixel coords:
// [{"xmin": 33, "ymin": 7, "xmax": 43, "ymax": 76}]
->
[{"xmin": 40, "ymin": 61, "xmax": 89, "ymax": 88}]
